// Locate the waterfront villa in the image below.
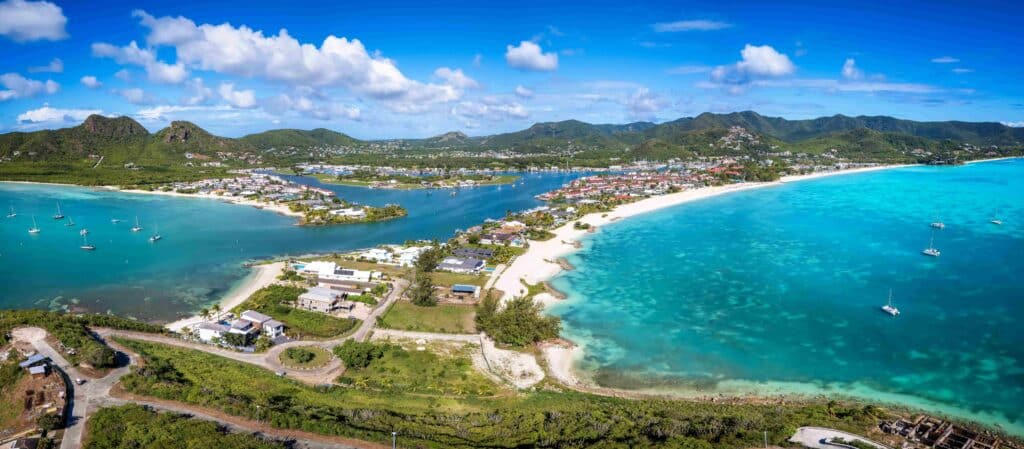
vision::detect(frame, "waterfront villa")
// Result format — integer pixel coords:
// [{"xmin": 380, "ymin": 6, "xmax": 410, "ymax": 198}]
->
[
  {"xmin": 453, "ymin": 247, "xmax": 494, "ymax": 260},
  {"xmin": 357, "ymin": 245, "xmax": 431, "ymax": 266},
  {"xmin": 479, "ymin": 232, "xmax": 524, "ymax": 247},
  {"xmin": 297, "ymin": 261, "xmax": 374, "ymax": 283},
  {"xmin": 437, "ymin": 256, "xmax": 485, "ymax": 274},
  {"xmin": 297, "ymin": 287, "xmax": 355, "ymax": 313},
  {"xmin": 194, "ymin": 309, "xmax": 286, "ymax": 342}
]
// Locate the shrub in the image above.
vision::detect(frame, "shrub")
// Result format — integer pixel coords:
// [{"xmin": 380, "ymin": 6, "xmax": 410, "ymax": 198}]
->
[
  {"xmin": 284, "ymin": 347, "xmax": 316, "ymax": 364},
  {"xmin": 476, "ymin": 294, "xmax": 560, "ymax": 346},
  {"xmin": 333, "ymin": 340, "xmax": 386, "ymax": 369}
]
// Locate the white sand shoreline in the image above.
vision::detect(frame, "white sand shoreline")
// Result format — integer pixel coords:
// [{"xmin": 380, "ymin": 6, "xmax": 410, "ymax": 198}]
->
[
  {"xmin": 164, "ymin": 261, "xmax": 285, "ymax": 332},
  {"xmin": 491, "ymin": 162, "xmax": 934, "ymax": 388},
  {"xmin": 113, "ymin": 187, "xmax": 304, "ymax": 219}
]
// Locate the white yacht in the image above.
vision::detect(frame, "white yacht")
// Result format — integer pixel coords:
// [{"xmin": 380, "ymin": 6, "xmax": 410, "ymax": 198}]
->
[
  {"xmin": 80, "ymin": 234, "xmax": 96, "ymax": 251},
  {"xmin": 53, "ymin": 202, "xmax": 64, "ymax": 220},
  {"xmin": 922, "ymin": 231, "xmax": 940, "ymax": 257},
  {"xmin": 990, "ymin": 218, "xmax": 1003, "ymax": 225},
  {"xmin": 149, "ymin": 224, "xmax": 162, "ymax": 242},
  {"xmin": 6, "ymin": 206, "xmax": 15, "ymax": 218},
  {"xmin": 111, "ymin": 218, "xmax": 122, "ymax": 224},
  {"xmin": 881, "ymin": 290, "xmax": 900, "ymax": 316},
  {"xmin": 929, "ymin": 221, "xmax": 945, "ymax": 229},
  {"xmin": 28, "ymin": 215, "xmax": 40, "ymax": 234},
  {"xmin": 131, "ymin": 216, "xmax": 143, "ymax": 232}
]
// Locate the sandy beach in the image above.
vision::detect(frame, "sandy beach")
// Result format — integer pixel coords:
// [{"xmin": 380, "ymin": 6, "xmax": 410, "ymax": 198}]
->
[
  {"xmin": 114, "ymin": 187, "xmax": 304, "ymax": 219},
  {"xmin": 165, "ymin": 261, "xmax": 285, "ymax": 332},
  {"xmin": 491, "ymin": 163, "xmax": 926, "ymax": 388}
]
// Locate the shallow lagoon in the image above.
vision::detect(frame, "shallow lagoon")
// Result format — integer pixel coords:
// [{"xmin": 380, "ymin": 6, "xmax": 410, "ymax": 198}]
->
[{"xmin": 550, "ymin": 160, "xmax": 1024, "ymax": 434}]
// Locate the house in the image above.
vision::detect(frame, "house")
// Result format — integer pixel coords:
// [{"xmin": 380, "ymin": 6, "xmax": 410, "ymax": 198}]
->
[
  {"xmin": 451, "ymin": 284, "xmax": 481, "ymax": 299},
  {"xmin": 298, "ymin": 261, "xmax": 373, "ymax": 283},
  {"xmin": 297, "ymin": 287, "xmax": 344, "ymax": 312},
  {"xmin": 18, "ymin": 354, "xmax": 47, "ymax": 370},
  {"xmin": 453, "ymin": 247, "xmax": 494, "ymax": 260},
  {"xmin": 229, "ymin": 319, "xmax": 255, "ymax": 335},
  {"xmin": 263, "ymin": 319, "xmax": 285, "ymax": 338},
  {"xmin": 239, "ymin": 310, "xmax": 285, "ymax": 338},
  {"xmin": 479, "ymin": 233, "xmax": 524, "ymax": 247},
  {"xmin": 28, "ymin": 365, "xmax": 48, "ymax": 378},
  {"xmin": 195, "ymin": 322, "xmax": 230, "ymax": 342},
  {"xmin": 437, "ymin": 257, "xmax": 484, "ymax": 274}
]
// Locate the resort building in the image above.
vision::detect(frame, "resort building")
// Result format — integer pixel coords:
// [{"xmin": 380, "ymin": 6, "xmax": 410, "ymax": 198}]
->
[{"xmin": 437, "ymin": 256, "xmax": 485, "ymax": 274}]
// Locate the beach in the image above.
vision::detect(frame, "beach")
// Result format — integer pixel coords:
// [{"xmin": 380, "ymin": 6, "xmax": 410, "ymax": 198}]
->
[
  {"xmin": 491, "ymin": 163, "xmax": 923, "ymax": 388},
  {"xmin": 165, "ymin": 261, "xmax": 285, "ymax": 332},
  {"xmin": 114, "ymin": 187, "xmax": 304, "ymax": 219}
]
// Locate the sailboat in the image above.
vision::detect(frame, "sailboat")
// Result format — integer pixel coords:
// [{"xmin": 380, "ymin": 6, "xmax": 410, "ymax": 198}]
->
[
  {"xmin": 130, "ymin": 216, "xmax": 143, "ymax": 232},
  {"xmin": 53, "ymin": 202, "xmax": 64, "ymax": 220},
  {"xmin": 149, "ymin": 224, "xmax": 162, "ymax": 242},
  {"xmin": 111, "ymin": 218, "xmax": 122, "ymax": 224},
  {"xmin": 990, "ymin": 217, "xmax": 1003, "ymax": 225},
  {"xmin": 28, "ymin": 215, "xmax": 40, "ymax": 234},
  {"xmin": 929, "ymin": 219, "xmax": 945, "ymax": 229},
  {"xmin": 79, "ymin": 228, "xmax": 89, "ymax": 236},
  {"xmin": 5, "ymin": 205, "xmax": 15, "ymax": 218},
  {"xmin": 80, "ymin": 234, "xmax": 96, "ymax": 251},
  {"xmin": 65, "ymin": 217, "xmax": 75, "ymax": 227},
  {"xmin": 921, "ymin": 231, "xmax": 941, "ymax": 257},
  {"xmin": 881, "ymin": 290, "xmax": 900, "ymax": 316}
]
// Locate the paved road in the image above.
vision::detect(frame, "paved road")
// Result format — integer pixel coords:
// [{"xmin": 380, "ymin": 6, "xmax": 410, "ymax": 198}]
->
[
  {"xmin": 352, "ymin": 279, "xmax": 407, "ymax": 342},
  {"xmin": 790, "ymin": 427, "xmax": 892, "ymax": 449},
  {"xmin": 371, "ymin": 328, "xmax": 480, "ymax": 343}
]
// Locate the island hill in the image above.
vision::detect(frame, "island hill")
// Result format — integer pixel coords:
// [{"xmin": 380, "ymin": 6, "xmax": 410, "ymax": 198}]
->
[{"xmin": 1, "ymin": 112, "xmax": 1022, "ymax": 189}]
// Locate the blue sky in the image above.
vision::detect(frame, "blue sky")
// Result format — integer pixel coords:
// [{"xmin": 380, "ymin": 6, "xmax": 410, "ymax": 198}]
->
[{"xmin": 1, "ymin": 0, "xmax": 1022, "ymax": 138}]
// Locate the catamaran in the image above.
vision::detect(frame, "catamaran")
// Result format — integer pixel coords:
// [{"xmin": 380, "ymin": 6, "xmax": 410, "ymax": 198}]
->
[
  {"xmin": 149, "ymin": 224, "xmax": 162, "ymax": 242},
  {"xmin": 922, "ymin": 231, "xmax": 940, "ymax": 257},
  {"xmin": 53, "ymin": 202, "xmax": 64, "ymax": 220},
  {"xmin": 130, "ymin": 216, "xmax": 143, "ymax": 232},
  {"xmin": 28, "ymin": 216, "xmax": 40, "ymax": 234},
  {"xmin": 929, "ymin": 220, "xmax": 945, "ymax": 229},
  {"xmin": 80, "ymin": 234, "xmax": 96, "ymax": 251},
  {"xmin": 5, "ymin": 205, "xmax": 15, "ymax": 218},
  {"xmin": 881, "ymin": 290, "xmax": 900, "ymax": 316},
  {"xmin": 65, "ymin": 217, "xmax": 75, "ymax": 227}
]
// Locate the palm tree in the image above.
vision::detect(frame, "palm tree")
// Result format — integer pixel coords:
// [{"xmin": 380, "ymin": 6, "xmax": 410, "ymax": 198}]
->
[
  {"xmin": 199, "ymin": 308, "xmax": 210, "ymax": 320},
  {"xmin": 211, "ymin": 304, "xmax": 222, "ymax": 319}
]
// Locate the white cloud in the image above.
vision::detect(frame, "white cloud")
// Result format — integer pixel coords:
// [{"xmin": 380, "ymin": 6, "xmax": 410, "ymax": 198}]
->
[
  {"xmin": 92, "ymin": 40, "xmax": 188, "ymax": 84},
  {"xmin": 952, "ymin": 68, "xmax": 974, "ymax": 74},
  {"xmin": 264, "ymin": 93, "xmax": 361, "ymax": 121},
  {"xmin": 80, "ymin": 75, "xmax": 102, "ymax": 89},
  {"xmin": 652, "ymin": 19, "xmax": 732, "ymax": 32},
  {"xmin": 931, "ymin": 56, "xmax": 959, "ymax": 63},
  {"xmin": 134, "ymin": 104, "xmax": 231, "ymax": 122},
  {"xmin": 0, "ymin": 73, "xmax": 58, "ymax": 101},
  {"xmin": 626, "ymin": 88, "xmax": 665, "ymax": 120},
  {"xmin": 181, "ymin": 78, "xmax": 212, "ymax": 105},
  {"xmin": 130, "ymin": 10, "xmax": 461, "ymax": 112},
  {"xmin": 514, "ymin": 85, "xmax": 534, "ymax": 98},
  {"xmin": 841, "ymin": 58, "xmax": 863, "ymax": 80},
  {"xmin": 115, "ymin": 69, "xmax": 132, "ymax": 81},
  {"xmin": 667, "ymin": 65, "xmax": 711, "ymax": 75},
  {"xmin": 217, "ymin": 82, "xmax": 257, "ymax": 108},
  {"xmin": 711, "ymin": 44, "xmax": 795, "ymax": 84},
  {"xmin": 115, "ymin": 87, "xmax": 153, "ymax": 105},
  {"xmin": 750, "ymin": 78, "xmax": 937, "ymax": 94},
  {"xmin": 0, "ymin": 0, "xmax": 67, "ymax": 42},
  {"xmin": 17, "ymin": 104, "xmax": 101, "ymax": 124},
  {"xmin": 433, "ymin": 67, "xmax": 479, "ymax": 89},
  {"xmin": 28, "ymin": 57, "xmax": 63, "ymax": 73},
  {"xmin": 472, "ymin": 53, "xmax": 482, "ymax": 67},
  {"xmin": 451, "ymin": 97, "xmax": 528, "ymax": 121},
  {"xmin": 505, "ymin": 41, "xmax": 558, "ymax": 71},
  {"xmin": 1001, "ymin": 121, "xmax": 1024, "ymax": 128}
]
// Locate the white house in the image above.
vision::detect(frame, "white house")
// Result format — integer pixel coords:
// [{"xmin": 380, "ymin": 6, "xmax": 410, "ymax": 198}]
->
[
  {"xmin": 239, "ymin": 310, "xmax": 285, "ymax": 338},
  {"xmin": 330, "ymin": 207, "xmax": 367, "ymax": 218},
  {"xmin": 298, "ymin": 261, "xmax": 373, "ymax": 283},
  {"xmin": 195, "ymin": 322, "xmax": 230, "ymax": 342}
]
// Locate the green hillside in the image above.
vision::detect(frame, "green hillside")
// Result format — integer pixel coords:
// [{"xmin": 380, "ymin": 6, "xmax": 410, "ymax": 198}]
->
[{"xmin": 240, "ymin": 128, "xmax": 362, "ymax": 149}]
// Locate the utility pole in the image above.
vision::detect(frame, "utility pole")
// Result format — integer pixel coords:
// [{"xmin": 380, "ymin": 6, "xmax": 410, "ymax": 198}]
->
[
  {"xmin": 764, "ymin": 430, "xmax": 768, "ymax": 449},
  {"xmin": 392, "ymin": 431, "xmax": 397, "ymax": 449}
]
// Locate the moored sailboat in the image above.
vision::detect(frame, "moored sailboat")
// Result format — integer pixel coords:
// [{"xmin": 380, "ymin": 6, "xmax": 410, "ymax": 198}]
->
[
  {"xmin": 28, "ymin": 215, "xmax": 40, "ymax": 234},
  {"xmin": 131, "ymin": 216, "xmax": 143, "ymax": 232},
  {"xmin": 922, "ymin": 230, "xmax": 940, "ymax": 257},
  {"xmin": 5, "ymin": 205, "xmax": 15, "ymax": 218},
  {"xmin": 80, "ymin": 234, "xmax": 96, "ymax": 251},
  {"xmin": 881, "ymin": 289, "xmax": 900, "ymax": 316},
  {"xmin": 53, "ymin": 202, "xmax": 64, "ymax": 220},
  {"xmin": 149, "ymin": 224, "xmax": 162, "ymax": 242}
]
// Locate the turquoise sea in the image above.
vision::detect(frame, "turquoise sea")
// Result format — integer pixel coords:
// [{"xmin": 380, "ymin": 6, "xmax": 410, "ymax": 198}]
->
[
  {"xmin": 549, "ymin": 159, "xmax": 1024, "ymax": 435},
  {"xmin": 0, "ymin": 172, "xmax": 582, "ymax": 321}
]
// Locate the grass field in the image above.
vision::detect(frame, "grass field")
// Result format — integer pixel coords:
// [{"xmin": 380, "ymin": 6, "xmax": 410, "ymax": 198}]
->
[
  {"xmin": 113, "ymin": 337, "xmax": 886, "ymax": 449},
  {"xmin": 85, "ymin": 404, "xmax": 284, "ymax": 449},
  {"xmin": 337, "ymin": 341, "xmax": 496, "ymax": 396},
  {"xmin": 0, "ymin": 357, "xmax": 24, "ymax": 433},
  {"xmin": 377, "ymin": 301, "xmax": 476, "ymax": 333},
  {"xmin": 279, "ymin": 346, "xmax": 333, "ymax": 369},
  {"xmin": 429, "ymin": 271, "xmax": 487, "ymax": 287}
]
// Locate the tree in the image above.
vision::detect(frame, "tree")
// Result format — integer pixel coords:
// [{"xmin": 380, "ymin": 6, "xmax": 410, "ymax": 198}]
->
[
  {"xmin": 36, "ymin": 413, "xmax": 63, "ymax": 431},
  {"xmin": 82, "ymin": 344, "xmax": 116, "ymax": 368},
  {"xmin": 333, "ymin": 340, "xmax": 386, "ymax": 369},
  {"xmin": 408, "ymin": 271, "xmax": 437, "ymax": 307},
  {"xmin": 476, "ymin": 295, "xmax": 561, "ymax": 346},
  {"xmin": 415, "ymin": 247, "xmax": 442, "ymax": 272}
]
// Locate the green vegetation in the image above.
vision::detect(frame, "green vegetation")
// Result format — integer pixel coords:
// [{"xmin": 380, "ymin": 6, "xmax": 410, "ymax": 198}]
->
[
  {"xmin": 241, "ymin": 128, "xmax": 360, "ymax": 149},
  {"xmin": 408, "ymin": 271, "xmax": 438, "ymax": 306},
  {"xmin": 277, "ymin": 269, "xmax": 305, "ymax": 282},
  {"xmin": 831, "ymin": 437, "xmax": 880, "ymax": 449},
  {"xmin": 280, "ymin": 346, "xmax": 332, "ymax": 369},
  {"xmin": 475, "ymin": 294, "xmax": 560, "ymax": 347},
  {"xmin": 336, "ymin": 341, "xmax": 495, "ymax": 396},
  {"xmin": 0, "ymin": 309, "xmax": 165, "ymax": 367},
  {"xmin": 378, "ymin": 302, "xmax": 476, "ymax": 334},
  {"xmin": 295, "ymin": 202, "xmax": 408, "ymax": 226},
  {"xmin": 0, "ymin": 350, "xmax": 24, "ymax": 430},
  {"xmin": 231, "ymin": 285, "xmax": 358, "ymax": 339},
  {"xmin": 84, "ymin": 404, "xmax": 284, "ymax": 449},
  {"xmin": 36, "ymin": 412, "xmax": 62, "ymax": 431},
  {"xmin": 332, "ymin": 340, "xmax": 387, "ymax": 369},
  {"xmin": 116, "ymin": 337, "xmax": 888, "ymax": 449},
  {"xmin": 315, "ymin": 170, "xmax": 518, "ymax": 189},
  {"xmin": 429, "ymin": 270, "xmax": 487, "ymax": 287}
]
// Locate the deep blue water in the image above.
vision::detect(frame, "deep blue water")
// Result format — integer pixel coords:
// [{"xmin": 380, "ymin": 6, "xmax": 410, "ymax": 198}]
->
[
  {"xmin": 0, "ymin": 172, "xmax": 582, "ymax": 321},
  {"xmin": 550, "ymin": 160, "xmax": 1024, "ymax": 434}
]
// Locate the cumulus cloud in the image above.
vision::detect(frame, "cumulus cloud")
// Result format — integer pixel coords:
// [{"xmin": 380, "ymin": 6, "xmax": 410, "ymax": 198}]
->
[
  {"xmin": 434, "ymin": 67, "xmax": 478, "ymax": 89},
  {"xmin": 181, "ymin": 78, "xmax": 212, "ymax": 105},
  {"xmin": 91, "ymin": 40, "xmax": 188, "ymax": 84},
  {"xmin": 0, "ymin": 0, "xmax": 67, "ymax": 42},
  {"xmin": 114, "ymin": 69, "xmax": 132, "ymax": 81},
  {"xmin": 28, "ymin": 58, "xmax": 63, "ymax": 73},
  {"xmin": 841, "ymin": 58, "xmax": 863, "ymax": 80},
  {"xmin": 0, "ymin": 73, "xmax": 58, "ymax": 101},
  {"xmin": 505, "ymin": 41, "xmax": 558, "ymax": 71},
  {"xmin": 114, "ymin": 87, "xmax": 153, "ymax": 105},
  {"xmin": 217, "ymin": 82, "xmax": 257, "ymax": 108},
  {"xmin": 931, "ymin": 56, "xmax": 959, "ymax": 63},
  {"xmin": 1001, "ymin": 121, "xmax": 1024, "ymax": 128},
  {"xmin": 264, "ymin": 93, "xmax": 361, "ymax": 121},
  {"xmin": 134, "ymin": 104, "xmax": 232, "ymax": 122},
  {"xmin": 451, "ymin": 97, "xmax": 528, "ymax": 121},
  {"xmin": 652, "ymin": 19, "xmax": 731, "ymax": 32},
  {"xmin": 129, "ymin": 10, "xmax": 462, "ymax": 112},
  {"xmin": 514, "ymin": 85, "xmax": 534, "ymax": 98},
  {"xmin": 710, "ymin": 44, "xmax": 795, "ymax": 84},
  {"xmin": 626, "ymin": 88, "xmax": 666, "ymax": 120},
  {"xmin": 749, "ymin": 78, "xmax": 937, "ymax": 94},
  {"xmin": 17, "ymin": 104, "xmax": 101, "ymax": 124},
  {"xmin": 80, "ymin": 75, "xmax": 102, "ymax": 88}
]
